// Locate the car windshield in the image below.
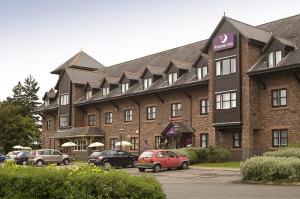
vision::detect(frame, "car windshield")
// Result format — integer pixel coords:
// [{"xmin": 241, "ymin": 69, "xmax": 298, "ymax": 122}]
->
[
  {"xmin": 140, "ymin": 151, "xmax": 153, "ymax": 158},
  {"xmin": 91, "ymin": 152, "xmax": 102, "ymax": 157}
]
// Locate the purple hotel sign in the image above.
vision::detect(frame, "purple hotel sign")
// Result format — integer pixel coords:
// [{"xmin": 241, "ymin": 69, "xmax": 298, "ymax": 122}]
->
[{"xmin": 213, "ymin": 32, "xmax": 235, "ymax": 52}]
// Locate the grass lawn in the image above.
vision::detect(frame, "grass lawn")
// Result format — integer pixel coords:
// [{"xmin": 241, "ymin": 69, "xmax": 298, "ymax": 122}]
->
[
  {"xmin": 193, "ymin": 161, "xmax": 241, "ymax": 168},
  {"xmin": 72, "ymin": 160, "xmax": 89, "ymax": 166}
]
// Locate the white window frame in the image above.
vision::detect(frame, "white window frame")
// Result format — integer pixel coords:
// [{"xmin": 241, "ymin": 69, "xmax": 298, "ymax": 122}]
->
[
  {"xmin": 146, "ymin": 106, "xmax": 156, "ymax": 120},
  {"xmin": 143, "ymin": 78, "xmax": 153, "ymax": 90},
  {"xmin": 124, "ymin": 109, "xmax": 133, "ymax": 122},
  {"xmin": 59, "ymin": 115, "xmax": 68, "ymax": 127},
  {"xmin": 121, "ymin": 83, "xmax": 129, "ymax": 94},
  {"xmin": 102, "ymin": 87, "xmax": 110, "ymax": 97},
  {"xmin": 60, "ymin": 93, "xmax": 69, "ymax": 105},
  {"xmin": 74, "ymin": 139, "xmax": 87, "ymax": 151},
  {"xmin": 215, "ymin": 91, "xmax": 237, "ymax": 110},
  {"xmin": 215, "ymin": 57, "xmax": 236, "ymax": 76},
  {"xmin": 105, "ymin": 112, "xmax": 113, "ymax": 124},
  {"xmin": 171, "ymin": 103, "xmax": 182, "ymax": 118},
  {"xmin": 168, "ymin": 73, "xmax": 178, "ymax": 85},
  {"xmin": 86, "ymin": 90, "xmax": 92, "ymax": 100}
]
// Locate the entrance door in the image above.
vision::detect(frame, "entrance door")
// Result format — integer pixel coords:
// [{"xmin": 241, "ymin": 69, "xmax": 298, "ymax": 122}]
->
[{"xmin": 181, "ymin": 133, "xmax": 193, "ymax": 148}]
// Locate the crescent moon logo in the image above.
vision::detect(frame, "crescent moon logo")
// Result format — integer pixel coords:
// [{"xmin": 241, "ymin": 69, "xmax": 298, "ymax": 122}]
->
[{"xmin": 220, "ymin": 34, "xmax": 228, "ymax": 44}]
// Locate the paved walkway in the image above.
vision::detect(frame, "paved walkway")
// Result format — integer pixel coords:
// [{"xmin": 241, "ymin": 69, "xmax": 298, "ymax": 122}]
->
[{"xmin": 126, "ymin": 167, "xmax": 300, "ymax": 199}]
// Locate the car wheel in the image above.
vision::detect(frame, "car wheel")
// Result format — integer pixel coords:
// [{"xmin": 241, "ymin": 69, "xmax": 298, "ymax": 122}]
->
[
  {"xmin": 36, "ymin": 160, "xmax": 43, "ymax": 167},
  {"xmin": 63, "ymin": 159, "xmax": 70, "ymax": 165},
  {"xmin": 138, "ymin": 168, "xmax": 145, "ymax": 172},
  {"xmin": 103, "ymin": 162, "xmax": 111, "ymax": 170},
  {"xmin": 131, "ymin": 160, "xmax": 138, "ymax": 168},
  {"xmin": 181, "ymin": 162, "xmax": 188, "ymax": 170},
  {"xmin": 153, "ymin": 164, "xmax": 161, "ymax": 173}
]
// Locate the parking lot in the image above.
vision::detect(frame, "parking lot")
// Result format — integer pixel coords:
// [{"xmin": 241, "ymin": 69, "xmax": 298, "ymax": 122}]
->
[{"xmin": 125, "ymin": 167, "xmax": 300, "ymax": 199}]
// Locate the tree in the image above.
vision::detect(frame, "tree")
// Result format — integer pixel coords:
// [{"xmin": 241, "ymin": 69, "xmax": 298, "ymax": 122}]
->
[
  {"xmin": 0, "ymin": 101, "xmax": 40, "ymax": 153},
  {"xmin": 22, "ymin": 75, "xmax": 40, "ymax": 119}
]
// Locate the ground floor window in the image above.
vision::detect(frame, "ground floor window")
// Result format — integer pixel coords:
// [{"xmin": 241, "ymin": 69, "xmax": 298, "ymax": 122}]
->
[
  {"xmin": 130, "ymin": 137, "xmax": 139, "ymax": 150},
  {"xmin": 233, "ymin": 132, "xmax": 242, "ymax": 148},
  {"xmin": 110, "ymin": 138, "xmax": 117, "ymax": 149},
  {"xmin": 74, "ymin": 139, "xmax": 87, "ymax": 151},
  {"xmin": 272, "ymin": 129, "xmax": 288, "ymax": 147},
  {"xmin": 200, "ymin": 133, "xmax": 208, "ymax": 148},
  {"xmin": 155, "ymin": 136, "xmax": 161, "ymax": 149}
]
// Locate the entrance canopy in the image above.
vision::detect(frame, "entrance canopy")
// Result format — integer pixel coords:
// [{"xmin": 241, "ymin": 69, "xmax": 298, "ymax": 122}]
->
[
  {"xmin": 161, "ymin": 122, "xmax": 194, "ymax": 137},
  {"xmin": 48, "ymin": 126, "xmax": 105, "ymax": 139}
]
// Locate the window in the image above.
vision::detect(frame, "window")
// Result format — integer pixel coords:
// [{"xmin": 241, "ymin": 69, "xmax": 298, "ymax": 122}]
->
[
  {"xmin": 146, "ymin": 106, "xmax": 156, "ymax": 120},
  {"xmin": 200, "ymin": 99, "xmax": 209, "ymax": 115},
  {"xmin": 215, "ymin": 57, "xmax": 236, "ymax": 76},
  {"xmin": 130, "ymin": 137, "xmax": 138, "ymax": 150},
  {"xmin": 74, "ymin": 139, "xmax": 87, "ymax": 151},
  {"xmin": 272, "ymin": 129, "xmax": 288, "ymax": 147},
  {"xmin": 171, "ymin": 103, "xmax": 182, "ymax": 118},
  {"xmin": 105, "ymin": 112, "xmax": 113, "ymax": 124},
  {"xmin": 60, "ymin": 94, "xmax": 69, "ymax": 105},
  {"xmin": 143, "ymin": 78, "xmax": 153, "ymax": 90},
  {"xmin": 200, "ymin": 133, "xmax": 208, "ymax": 148},
  {"xmin": 102, "ymin": 87, "xmax": 110, "ymax": 97},
  {"xmin": 86, "ymin": 90, "xmax": 92, "ymax": 99},
  {"xmin": 59, "ymin": 115, "xmax": 68, "ymax": 127},
  {"xmin": 121, "ymin": 83, "xmax": 129, "ymax": 93},
  {"xmin": 155, "ymin": 136, "xmax": 161, "ymax": 149},
  {"xmin": 216, "ymin": 91, "xmax": 237, "ymax": 110},
  {"xmin": 196, "ymin": 66, "xmax": 208, "ymax": 80},
  {"xmin": 272, "ymin": 89, "xmax": 287, "ymax": 107},
  {"xmin": 46, "ymin": 120, "xmax": 51, "ymax": 130},
  {"xmin": 87, "ymin": 114, "xmax": 96, "ymax": 126},
  {"xmin": 233, "ymin": 132, "xmax": 242, "ymax": 148},
  {"xmin": 168, "ymin": 73, "xmax": 178, "ymax": 85},
  {"xmin": 110, "ymin": 138, "xmax": 117, "ymax": 149},
  {"xmin": 268, "ymin": 50, "xmax": 282, "ymax": 67},
  {"xmin": 124, "ymin": 109, "xmax": 133, "ymax": 122}
]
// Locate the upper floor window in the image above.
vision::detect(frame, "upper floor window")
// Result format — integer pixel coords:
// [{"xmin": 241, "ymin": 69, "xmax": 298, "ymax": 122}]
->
[
  {"xmin": 105, "ymin": 112, "xmax": 113, "ymax": 124},
  {"xmin": 216, "ymin": 91, "xmax": 237, "ymax": 110},
  {"xmin": 268, "ymin": 50, "xmax": 282, "ymax": 67},
  {"xmin": 121, "ymin": 83, "xmax": 129, "ymax": 94},
  {"xmin": 143, "ymin": 78, "xmax": 153, "ymax": 90},
  {"xmin": 272, "ymin": 89, "xmax": 287, "ymax": 107},
  {"xmin": 168, "ymin": 73, "xmax": 178, "ymax": 85},
  {"xmin": 272, "ymin": 129, "xmax": 288, "ymax": 147},
  {"xmin": 59, "ymin": 115, "xmax": 68, "ymax": 128},
  {"xmin": 45, "ymin": 99, "xmax": 49, "ymax": 107},
  {"xmin": 86, "ymin": 90, "xmax": 92, "ymax": 100},
  {"xmin": 171, "ymin": 103, "xmax": 182, "ymax": 118},
  {"xmin": 60, "ymin": 94, "xmax": 69, "ymax": 105},
  {"xmin": 146, "ymin": 106, "xmax": 156, "ymax": 120},
  {"xmin": 200, "ymin": 99, "xmax": 209, "ymax": 115},
  {"xmin": 200, "ymin": 133, "xmax": 208, "ymax": 148},
  {"xmin": 46, "ymin": 120, "xmax": 51, "ymax": 130},
  {"xmin": 102, "ymin": 87, "xmax": 110, "ymax": 97},
  {"xmin": 124, "ymin": 109, "xmax": 133, "ymax": 122},
  {"xmin": 87, "ymin": 114, "xmax": 96, "ymax": 126},
  {"xmin": 216, "ymin": 57, "xmax": 236, "ymax": 76},
  {"xmin": 197, "ymin": 66, "xmax": 208, "ymax": 80}
]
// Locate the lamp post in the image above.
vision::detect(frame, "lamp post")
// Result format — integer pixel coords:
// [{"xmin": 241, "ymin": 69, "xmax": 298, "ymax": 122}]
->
[
  {"xmin": 118, "ymin": 128, "xmax": 124, "ymax": 150},
  {"xmin": 174, "ymin": 124, "xmax": 179, "ymax": 149}
]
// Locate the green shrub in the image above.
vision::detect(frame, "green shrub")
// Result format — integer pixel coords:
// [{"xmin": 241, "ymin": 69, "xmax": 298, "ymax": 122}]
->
[
  {"xmin": 263, "ymin": 147, "xmax": 300, "ymax": 159},
  {"xmin": 207, "ymin": 146, "xmax": 230, "ymax": 163},
  {"xmin": 241, "ymin": 156, "xmax": 300, "ymax": 182},
  {"xmin": 0, "ymin": 163, "xmax": 166, "ymax": 199}
]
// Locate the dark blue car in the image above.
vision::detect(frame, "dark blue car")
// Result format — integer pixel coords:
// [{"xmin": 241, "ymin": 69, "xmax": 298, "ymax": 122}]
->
[{"xmin": 0, "ymin": 153, "xmax": 5, "ymax": 162}]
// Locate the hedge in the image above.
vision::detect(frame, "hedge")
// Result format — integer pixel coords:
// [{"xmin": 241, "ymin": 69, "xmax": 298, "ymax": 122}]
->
[
  {"xmin": 0, "ymin": 163, "xmax": 166, "ymax": 199},
  {"xmin": 241, "ymin": 156, "xmax": 300, "ymax": 182},
  {"xmin": 263, "ymin": 147, "xmax": 300, "ymax": 159},
  {"xmin": 172, "ymin": 146, "xmax": 229, "ymax": 164}
]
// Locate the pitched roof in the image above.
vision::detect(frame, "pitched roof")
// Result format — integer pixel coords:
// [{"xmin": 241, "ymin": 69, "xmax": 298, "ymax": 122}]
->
[
  {"xmin": 51, "ymin": 51, "xmax": 105, "ymax": 74},
  {"xmin": 42, "ymin": 91, "xmax": 56, "ymax": 101},
  {"xmin": 140, "ymin": 66, "xmax": 165, "ymax": 78},
  {"xmin": 99, "ymin": 76, "xmax": 119, "ymax": 87},
  {"xmin": 65, "ymin": 68, "xmax": 105, "ymax": 85},
  {"xmin": 48, "ymin": 126, "xmax": 105, "ymax": 138}
]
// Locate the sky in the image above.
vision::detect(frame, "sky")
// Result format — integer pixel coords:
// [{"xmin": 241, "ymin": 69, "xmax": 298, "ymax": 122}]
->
[{"xmin": 1, "ymin": 0, "xmax": 300, "ymax": 101}]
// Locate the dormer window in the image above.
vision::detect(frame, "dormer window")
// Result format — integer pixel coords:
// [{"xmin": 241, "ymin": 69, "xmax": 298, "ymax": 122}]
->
[
  {"xmin": 86, "ymin": 90, "xmax": 92, "ymax": 100},
  {"xmin": 102, "ymin": 87, "xmax": 110, "ymax": 97},
  {"xmin": 197, "ymin": 66, "xmax": 208, "ymax": 80},
  {"xmin": 121, "ymin": 83, "xmax": 129, "ymax": 94},
  {"xmin": 143, "ymin": 78, "xmax": 152, "ymax": 90},
  {"xmin": 45, "ymin": 99, "xmax": 49, "ymax": 107},
  {"xmin": 268, "ymin": 50, "xmax": 282, "ymax": 67},
  {"xmin": 168, "ymin": 73, "xmax": 178, "ymax": 85}
]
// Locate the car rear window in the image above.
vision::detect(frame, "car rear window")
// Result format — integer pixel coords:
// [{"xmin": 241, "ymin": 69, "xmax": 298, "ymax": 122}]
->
[
  {"xmin": 91, "ymin": 152, "xmax": 102, "ymax": 157},
  {"xmin": 140, "ymin": 151, "xmax": 153, "ymax": 158}
]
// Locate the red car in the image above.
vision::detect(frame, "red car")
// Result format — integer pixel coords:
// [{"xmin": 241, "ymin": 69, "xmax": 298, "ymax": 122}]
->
[{"xmin": 137, "ymin": 150, "xmax": 189, "ymax": 172}]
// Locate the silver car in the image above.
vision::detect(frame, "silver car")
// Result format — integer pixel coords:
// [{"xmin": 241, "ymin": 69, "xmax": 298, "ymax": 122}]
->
[{"xmin": 28, "ymin": 149, "xmax": 72, "ymax": 167}]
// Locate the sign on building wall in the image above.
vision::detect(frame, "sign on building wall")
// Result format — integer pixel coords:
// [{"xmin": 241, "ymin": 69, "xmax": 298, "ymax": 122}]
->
[{"xmin": 213, "ymin": 32, "xmax": 235, "ymax": 52}]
